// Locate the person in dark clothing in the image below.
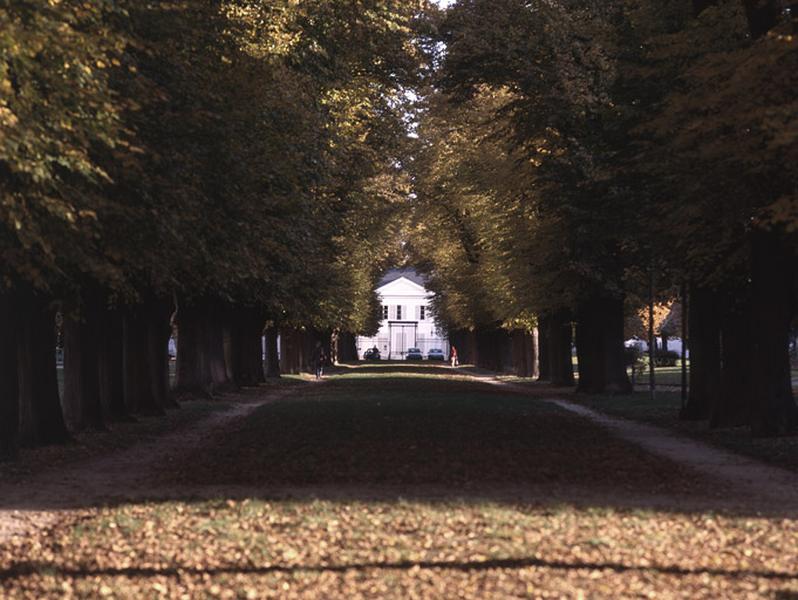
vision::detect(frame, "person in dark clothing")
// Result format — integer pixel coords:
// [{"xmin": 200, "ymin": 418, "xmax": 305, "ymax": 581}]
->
[{"xmin": 311, "ymin": 341, "xmax": 327, "ymax": 379}]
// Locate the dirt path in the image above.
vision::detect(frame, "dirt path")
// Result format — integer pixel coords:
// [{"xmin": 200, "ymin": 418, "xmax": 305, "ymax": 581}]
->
[
  {"xmin": 468, "ymin": 372, "xmax": 798, "ymax": 510},
  {"xmin": 0, "ymin": 385, "xmax": 302, "ymax": 543},
  {"xmin": 549, "ymin": 399, "xmax": 798, "ymax": 504}
]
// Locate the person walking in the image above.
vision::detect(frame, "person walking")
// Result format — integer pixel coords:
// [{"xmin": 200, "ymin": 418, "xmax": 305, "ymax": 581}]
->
[
  {"xmin": 450, "ymin": 345, "xmax": 459, "ymax": 368},
  {"xmin": 311, "ymin": 341, "xmax": 327, "ymax": 379}
]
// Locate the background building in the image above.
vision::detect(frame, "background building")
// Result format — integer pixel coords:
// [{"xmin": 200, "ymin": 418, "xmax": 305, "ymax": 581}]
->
[{"xmin": 357, "ymin": 269, "xmax": 449, "ymax": 360}]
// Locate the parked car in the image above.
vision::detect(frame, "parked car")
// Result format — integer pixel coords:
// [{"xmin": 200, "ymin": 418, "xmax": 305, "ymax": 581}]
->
[
  {"xmin": 363, "ymin": 347, "xmax": 381, "ymax": 361},
  {"xmin": 624, "ymin": 337, "xmax": 648, "ymax": 353},
  {"xmin": 405, "ymin": 348, "xmax": 423, "ymax": 360},
  {"xmin": 427, "ymin": 348, "xmax": 445, "ymax": 361}
]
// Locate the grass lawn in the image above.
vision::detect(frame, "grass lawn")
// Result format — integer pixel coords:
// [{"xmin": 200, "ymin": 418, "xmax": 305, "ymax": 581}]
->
[
  {"xmin": 172, "ymin": 369, "xmax": 700, "ymax": 492},
  {"xmin": 493, "ymin": 364, "xmax": 689, "ymax": 391},
  {"xmin": 629, "ymin": 365, "xmax": 687, "ymax": 387}
]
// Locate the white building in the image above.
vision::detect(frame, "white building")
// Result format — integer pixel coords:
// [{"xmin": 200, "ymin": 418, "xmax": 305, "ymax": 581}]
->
[{"xmin": 357, "ymin": 269, "xmax": 449, "ymax": 360}]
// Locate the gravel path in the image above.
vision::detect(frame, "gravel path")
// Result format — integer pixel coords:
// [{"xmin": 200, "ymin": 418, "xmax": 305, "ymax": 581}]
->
[
  {"xmin": 549, "ymin": 398, "xmax": 798, "ymax": 506},
  {"xmin": 468, "ymin": 373, "xmax": 798, "ymax": 512}
]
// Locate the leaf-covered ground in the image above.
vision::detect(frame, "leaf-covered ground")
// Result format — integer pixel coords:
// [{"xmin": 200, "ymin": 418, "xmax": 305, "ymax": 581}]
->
[{"xmin": 1, "ymin": 364, "xmax": 797, "ymax": 599}]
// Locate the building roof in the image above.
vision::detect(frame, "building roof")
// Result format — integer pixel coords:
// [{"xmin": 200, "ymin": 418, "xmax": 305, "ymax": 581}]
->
[{"xmin": 378, "ymin": 268, "xmax": 427, "ymax": 289}]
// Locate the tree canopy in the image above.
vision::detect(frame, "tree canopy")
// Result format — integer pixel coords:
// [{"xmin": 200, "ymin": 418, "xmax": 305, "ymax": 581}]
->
[{"xmin": 1, "ymin": 0, "xmax": 428, "ymax": 330}]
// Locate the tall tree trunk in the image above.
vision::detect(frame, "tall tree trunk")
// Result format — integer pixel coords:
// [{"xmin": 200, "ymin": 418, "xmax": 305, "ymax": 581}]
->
[
  {"xmin": 500, "ymin": 329, "xmax": 513, "ymax": 372},
  {"xmin": 62, "ymin": 291, "xmax": 104, "ymax": 431},
  {"xmin": 147, "ymin": 298, "xmax": 175, "ymax": 410},
  {"xmin": 300, "ymin": 329, "xmax": 316, "ymax": 374},
  {"xmin": 496, "ymin": 329, "xmax": 505, "ymax": 372},
  {"xmin": 205, "ymin": 300, "xmax": 232, "ymax": 392},
  {"xmin": 175, "ymin": 297, "xmax": 212, "ymax": 396},
  {"xmin": 246, "ymin": 310, "xmax": 266, "ymax": 385},
  {"xmin": 466, "ymin": 329, "xmax": 478, "ymax": 366},
  {"xmin": 550, "ymin": 310, "xmax": 575, "ymax": 387},
  {"xmin": 123, "ymin": 305, "xmax": 162, "ymax": 415},
  {"xmin": 748, "ymin": 233, "xmax": 797, "ymax": 436},
  {"xmin": 576, "ymin": 296, "xmax": 630, "ymax": 394},
  {"xmin": 334, "ymin": 331, "xmax": 358, "ymax": 363},
  {"xmin": 301, "ymin": 329, "xmax": 312, "ymax": 372},
  {"xmin": 681, "ymin": 285, "xmax": 720, "ymax": 420},
  {"xmin": 511, "ymin": 330, "xmax": 530, "ymax": 377},
  {"xmin": 484, "ymin": 330, "xmax": 493, "ymax": 371},
  {"xmin": 475, "ymin": 325, "xmax": 501, "ymax": 371},
  {"xmin": 530, "ymin": 326, "xmax": 540, "ymax": 379},
  {"xmin": 737, "ymin": 0, "xmax": 796, "ymax": 433},
  {"xmin": 647, "ymin": 278, "xmax": 656, "ymax": 401},
  {"xmin": 62, "ymin": 309, "xmax": 83, "ymax": 430},
  {"xmin": 279, "ymin": 327, "xmax": 298, "ymax": 374},
  {"xmin": 237, "ymin": 307, "xmax": 266, "ymax": 386},
  {"xmin": 713, "ymin": 293, "xmax": 754, "ymax": 428},
  {"xmin": 17, "ymin": 294, "xmax": 69, "ymax": 446},
  {"xmin": 538, "ymin": 315, "xmax": 551, "ymax": 381},
  {"xmin": 475, "ymin": 327, "xmax": 490, "ymax": 370},
  {"xmin": 265, "ymin": 325, "xmax": 281, "ymax": 378},
  {"xmin": 602, "ymin": 296, "xmax": 633, "ymax": 393},
  {"xmin": 680, "ymin": 284, "xmax": 689, "ymax": 410},
  {"xmin": 278, "ymin": 327, "xmax": 291, "ymax": 374},
  {"xmin": 223, "ymin": 319, "xmax": 235, "ymax": 385},
  {"xmin": 315, "ymin": 330, "xmax": 333, "ymax": 374},
  {"xmin": 521, "ymin": 329, "xmax": 538, "ymax": 378},
  {"xmin": 576, "ymin": 303, "xmax": 602, "ymax": 392},
  {"xmin": 61, "ymin": 306, "xmax": 81, "ymax": 430},
  {"xmin": 0, "ymin": 293, "xmax": 19, "ymax": 459},
  {"xmin": 99, "ymin": 308, "xmax": 127, "ymax": 421},
  {"xmin": 243, "ymin": 322, "xmax": 264, "ymax": 385},
  {"xmin": 228, "ymin": 306, "xmax": 260, "ymax": 387}
]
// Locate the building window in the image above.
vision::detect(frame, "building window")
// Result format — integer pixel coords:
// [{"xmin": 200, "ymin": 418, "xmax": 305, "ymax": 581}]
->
[
  {"xmin": 382, "ymin": 305, "xmax": 389, "ymax": 320},
  {"xmin": 396, "ymin": 305, "xmax": 402, "ymax": 320},
  {"xmin": 420, "ymin": 306, "xmax": 426, "ymax": 321}
]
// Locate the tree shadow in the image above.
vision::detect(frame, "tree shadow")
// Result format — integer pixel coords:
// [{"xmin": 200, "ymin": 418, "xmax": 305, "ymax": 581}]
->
[{"xmin": 1, "ymin": 555, "xmax": 796, "ymax": 583}]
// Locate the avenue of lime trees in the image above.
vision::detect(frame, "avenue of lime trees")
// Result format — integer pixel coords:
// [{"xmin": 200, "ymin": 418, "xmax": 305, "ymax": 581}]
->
[{"xmin": 0, "ymin": 1, "xmax": 795, "ymax": 459}]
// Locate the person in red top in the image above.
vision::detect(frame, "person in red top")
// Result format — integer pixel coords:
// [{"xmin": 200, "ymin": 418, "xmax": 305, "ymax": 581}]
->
[{"xmin": 450, "ymin": 346, "xmax": 459, "ymax": 368}]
